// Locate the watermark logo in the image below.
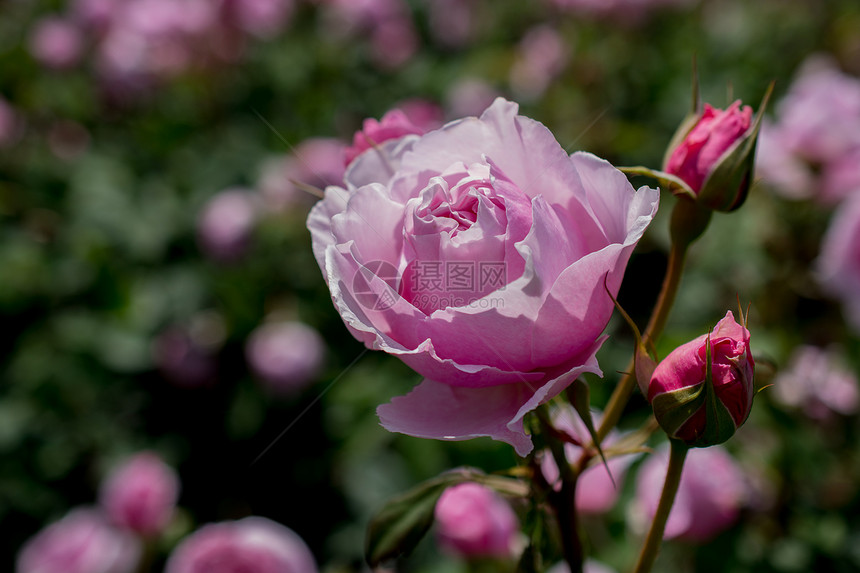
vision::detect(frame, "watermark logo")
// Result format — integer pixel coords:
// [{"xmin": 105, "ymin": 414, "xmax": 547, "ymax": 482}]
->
[
  {"xmin": 351, "ymin": 260, "xmax": 400, "ymax": 311},
  {"xmin": 353, "ymin": 260, "xmax": 508, "ymax": 311}
]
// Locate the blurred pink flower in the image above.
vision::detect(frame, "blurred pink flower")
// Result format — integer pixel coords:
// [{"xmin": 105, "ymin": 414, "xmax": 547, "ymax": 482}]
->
[
  {"xmin": 245, "ymin": 321, "xmax": 325, "ymax": 395},
  {"xmin": 446, "ymin": 78, "xmax": 501, "ymax": 118},
  {"xmin": 197, "ymin": 188, "xmax": 260, "ymax": 261},
  {"xmin": 546, "ymin": 0, "xmax": 696, "ymax": 22},
  {"xmin": 319, "ymin": 0, "xmax": 417, "ymax": 68},
  {"xmin": 308, "ymin": 98, "xmax": 659, "ymax": 455},
  {"xmin": 28, "ymin": 17, "xmax": 84, "ymax": 70},
  {"xmin": 540, "ymin": 406, "xmax": 638, "ymax": 514},
  {"xmin": 258, "ymin": 138, "xmax": 347, "ymax": 210},
  {"xmin": 153, "ymin": 324, "xmax": 219, "ymax": 388},
  {"xmin": 434, "ymin": 482, "xmax": 519, "ymax": 558},
  {"xmin": 165, "ymin": 517, "xmax": 317, "ymax": 573},
  {"xmin": 221, "ymin": 0, "xmax": 295, "ymax": 39},
  {"xmin": 821, "ymin": 148, "xmax": 860, "ymax": 203},
  {"xmin": 17, "ymin": 508, "xmax": 141, "ymax": 573},
  {"xmin": 776, "ymin": 56, "xmax": 860, "ymax": 164},
  {"xmin": 754, "ymin": 121, "xmax": 815, "ymax": 200},
  {"xmin": 757, "ymin": 56, "xmax": 860, "ymax": 203},
  {"xmin": 773, "ymin": 345, "xmax": 859, "ymax": 420},
  {"xmin": 509, "ymin": 25, "xmax": 569, "ymax": 101},
  {"xmin": 633, "ymin": 444, "xmax": 747, "ymax": 542},
  {"xmin": 427, "ymin": 0, "xmax": 478, "ymax": 48},
  {"xmin": 817, "ymin": 191, "xmax": 860, "ymax": 333},
  {"xmin": 397, "ymin": 98, "xmax": 445, "ymax": 132},
  {"xmin": 99, "ymin": 451, "xmax": 180, "ymax": 537}
]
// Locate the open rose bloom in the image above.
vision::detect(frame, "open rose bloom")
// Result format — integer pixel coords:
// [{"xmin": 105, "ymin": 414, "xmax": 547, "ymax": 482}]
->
[{"xmin": 308, "ymin": 98, "xmax": 659, "ymax": 455}]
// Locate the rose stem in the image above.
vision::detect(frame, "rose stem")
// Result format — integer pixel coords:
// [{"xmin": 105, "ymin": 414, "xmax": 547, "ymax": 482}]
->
[
  {"xmin": 632, "ymin": 439, "xmax": 689, "ymax": 573},
  {"xmin": 537, "ymin": 407, "xmax": 584, "ymax": 573},
  {"xmin": 595, "ymin": 240, "xmax": 687, "ymax": 443},
  {"xmin": 595, "ymin": 198, "xmax": 711, "ymax": 443}
]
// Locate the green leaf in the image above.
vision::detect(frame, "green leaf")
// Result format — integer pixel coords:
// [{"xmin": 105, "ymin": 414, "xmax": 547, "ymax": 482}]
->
[
  {"xmin": 365, "ymin": 468, "xmax": 527, "ymax": 566},
  {"xmin": 567, "ymin": 378, "xmax": 613, "ymax": 487}
]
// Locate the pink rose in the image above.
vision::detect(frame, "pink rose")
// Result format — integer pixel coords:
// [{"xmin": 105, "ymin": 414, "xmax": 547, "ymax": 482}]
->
[
  {"xmin": 344, "ymin": 109, "xmax": 426, "ymax": 167},
  {"xmin": 665, "ymin": 101, "xmax": 753, "ymax": 196},
  {"xmin": 816, "ymin": 191, "xmax": 860, "ymax": 333},
  {"xmin": 308, "ymin": 98, "xmax": 659, "ymax": 455},
  {"xmin": 634, "ymin": 444, "xmax": 747, "ymax": 542},
  {"xmin": 165, "ymin": 517, "xmax": 317, "ymax": 573},
  {"xmin": 17, "ymin": 508, "xmax": 141, "ymax": 573},
  {"xmin": 99, "ymin": 451, "xmax": 181, "ymax": 537},
  {"xmin": 648, "ymin": 311, "xmax": 755, "ymax": 447},
  {"xmin": 434, "ymin": 482, "xmax": 519, "ymax": 558}
]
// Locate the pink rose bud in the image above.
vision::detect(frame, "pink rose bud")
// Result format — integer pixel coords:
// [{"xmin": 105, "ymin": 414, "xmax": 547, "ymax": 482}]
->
[
  {"xmin": 245, "ymin": 321, "xmax": 325, "ymax": 395},
  {"xmin": 634, "ymin": 444, "xmax": 748, "ymax": 542},
  {"xmin": 344, "ymin": 108, "xmax": 426, "ymax": 166},
  {"xmin": 99, "ymin": 451, "xmax": 180, "ymax": 537},
  {"xmin": 17, "ymin": 508, "xmax": 141, "ymax": 573},
  {"xmin": 665, "ymin": 100, "xmax": 755, "ymax": 211},
  {"xmin": 434, "ymin": 482, "xmax": 519, "ymax": 558},
  {"xmin": 648, "ymin": 311, "xmax": 755, "ymax": 447},
  {"xmin": 165, "ymin": 516, "xmax": 317, "ymax": 573}
]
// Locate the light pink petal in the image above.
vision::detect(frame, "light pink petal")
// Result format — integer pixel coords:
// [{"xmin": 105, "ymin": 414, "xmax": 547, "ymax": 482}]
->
[
  {"xmin": 378, "ymin": 338, "xmax": 604, "ymax": 455},
  {"xmin": 344, "ymin": 135, "xmax": 420, "ymax": 189}
]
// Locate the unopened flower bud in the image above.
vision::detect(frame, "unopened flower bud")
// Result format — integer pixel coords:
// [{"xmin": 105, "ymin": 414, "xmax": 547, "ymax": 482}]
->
[
  {"xmin": 648, "ymin": 311, "xmax": 755, "ymax": 447},
  {"xmin": 99, "ymin": 452, "xmax": 180, "ymax": 537},
  {"xmin": 344, "ymin": 109, "xmax": 426, "ymax": 166},
  {"xmin": 434, "ymin": 482, "xmax": 519, "ymax": 559},
  {"xmin": 665, "ymin": 100, "xmax": 759, "ymax": 211}
]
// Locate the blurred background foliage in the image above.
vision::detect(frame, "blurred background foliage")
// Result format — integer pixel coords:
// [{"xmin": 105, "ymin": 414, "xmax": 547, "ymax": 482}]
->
[{"xmin": 2, "ymin": 0, "xmax": 860, "ymax": 571}]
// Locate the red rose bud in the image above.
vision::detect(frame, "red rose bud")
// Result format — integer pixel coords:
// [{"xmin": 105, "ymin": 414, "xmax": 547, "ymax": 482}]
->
[
  {"xmin": 648, "ymin": 311, "xmax": 755, "ymax": 447},
  {"xmin": 665, "ymin": 98, "xmax": 765, "ymax": 212}
]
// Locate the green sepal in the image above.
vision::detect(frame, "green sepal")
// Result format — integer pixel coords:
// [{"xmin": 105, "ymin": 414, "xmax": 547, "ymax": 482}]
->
[
  {"xmin": 581, "ymin": 416, "xmax": 659, "ymax": 471},
  {"xmin": 566, "ymin": 379, "xmax": 611, "ymax": 482},
  {"xmin": 688, "ymin": 335, "xmax": 738, "ymax": 447},
  {"xmin": 651, "ymin": 383, "xmax": 707, "ymax": 439},
  {"xmin": 603, "ymin": 275, "xmax": 658, "ymax": 395},
  {"xmin": 365, "ymin": 468, "xmax": 527, "ymax": 566},
  {"xmin": 696, "ymin": 82, "xmax": 774, "ymax": 212},
  {"xmin": 618, "ymin": 166, "xmax": 697, "ymax": 201}
]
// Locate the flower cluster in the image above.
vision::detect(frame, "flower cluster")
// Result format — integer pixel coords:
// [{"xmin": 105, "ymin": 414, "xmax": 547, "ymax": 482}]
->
[
  {"xmin": 17, "ymin": 452, "xmax": 316, "ymax": 573},
  {"xmin": 28, "ymin": 0, "xmax": 296, "ymax": 90}
]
